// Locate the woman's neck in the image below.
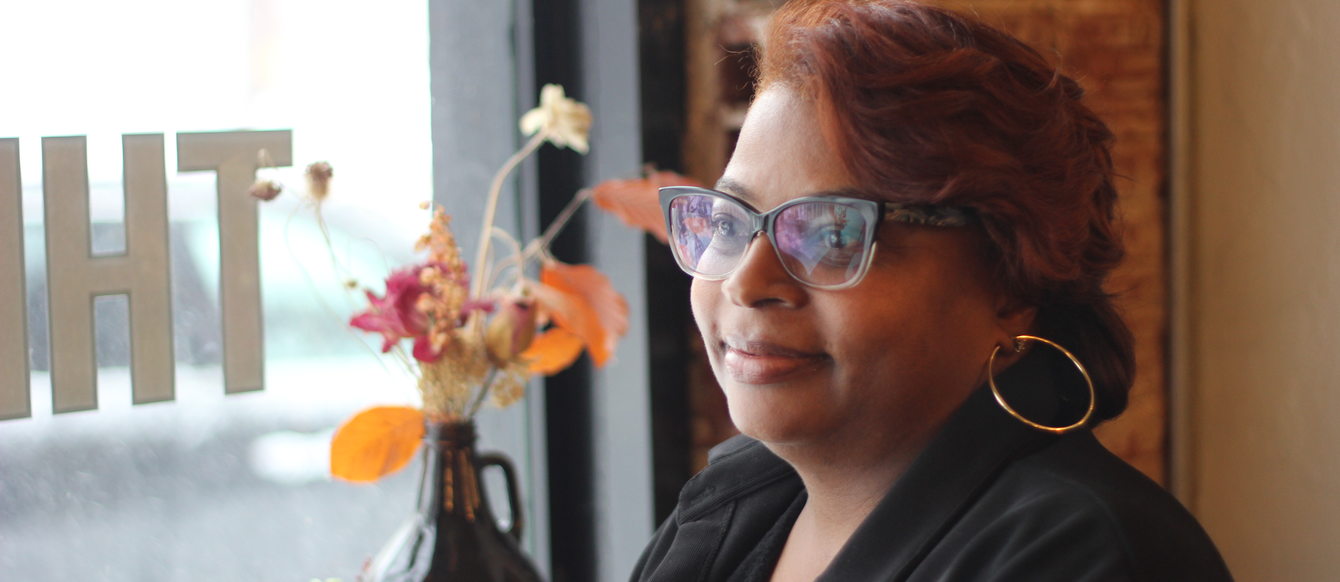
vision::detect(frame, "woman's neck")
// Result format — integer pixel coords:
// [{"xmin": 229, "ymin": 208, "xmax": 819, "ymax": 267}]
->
[
  {"xmin": 764, "ymin": 421, "xmax": 943, "ymax": 581},
  {"xmin": 784, "ymin": 432, "xmax": 922, "ymax": 528}
]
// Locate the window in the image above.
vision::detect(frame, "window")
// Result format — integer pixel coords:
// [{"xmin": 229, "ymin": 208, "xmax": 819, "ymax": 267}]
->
[{"xmin": 0, "ymin": 1, "xmax": 444, "ymax": 579}]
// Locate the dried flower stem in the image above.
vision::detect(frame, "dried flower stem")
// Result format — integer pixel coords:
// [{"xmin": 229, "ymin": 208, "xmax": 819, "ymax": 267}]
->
[
  {"xmin": 488, "ymin": 254, "xmax": 525, "ymax": 295},
  {"xmin": 389, "ymin": 344, "xmax": 420, "ymax": 379},
  {"xmin": 486, "ymin": 226, "xmax": 526, "ymax": 291},
  {"xmin": 472, "ymin": 130, "xmax": 549, "ymax": 298},
  {"xmin": 492, "ymin": 226, "xmax": 524, "ymax": 264},
  {"xmin": 530, "ymin": 187, "xmax": 593, "ymax": 259},
  {"xmin": 310, "ymin": 205, "xmax": 422, "ymax": 379},
  {"xmin": 312, "ymin": 203, "xmax": 350, "ymax": 284},
  {"xmin": 464, "ymin": 367, "xmax": 502, "ymax": 419},
  {"xmin": 483, "ymin": 186, "xmax": 591, "ymax": 292},
  {"xmin": 281, "ymin": 202, "xmax": 410, "ymax": 379}
]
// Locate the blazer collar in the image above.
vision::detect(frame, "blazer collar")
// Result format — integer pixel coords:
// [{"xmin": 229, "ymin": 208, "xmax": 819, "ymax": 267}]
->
[{"xmin": 675, "ymin": 433, "xmax": 797, "ymax": 523}]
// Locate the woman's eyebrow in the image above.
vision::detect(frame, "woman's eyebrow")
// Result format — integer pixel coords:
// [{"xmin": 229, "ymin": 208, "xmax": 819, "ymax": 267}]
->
[
  {"xmin": 714, "ymin": 177, "xmax": 754, "ymax": 201},
  {"xmin": 714, "ymin": 178, "xmax": 873, "ymax": 203},
  {"xmin": 817, "ymin": 187, "xmax": 875, "ymax": 200}
]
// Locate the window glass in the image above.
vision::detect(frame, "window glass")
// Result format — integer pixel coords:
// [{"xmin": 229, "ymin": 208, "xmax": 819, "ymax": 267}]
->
[{"xmin": 0, "ymin": 1, "xmax": 434, "ymax": 579}]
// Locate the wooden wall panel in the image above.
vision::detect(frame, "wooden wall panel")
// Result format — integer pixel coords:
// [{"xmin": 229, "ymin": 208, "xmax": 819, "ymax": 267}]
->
[{"xmin": 682, "ymin": 0, "xmax": 1169, "ymax": 483}]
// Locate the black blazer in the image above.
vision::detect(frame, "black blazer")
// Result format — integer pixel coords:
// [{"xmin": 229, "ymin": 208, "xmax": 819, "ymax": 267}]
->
[{"xmin": 630, "ymin": 366, "xmax": 1231, "ymax": 581}]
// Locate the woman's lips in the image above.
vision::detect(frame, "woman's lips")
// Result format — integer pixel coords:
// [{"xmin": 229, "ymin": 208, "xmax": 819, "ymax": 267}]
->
[{"xmin": 720, "ymin": 339, "xmax": 828, "ymax": 385}]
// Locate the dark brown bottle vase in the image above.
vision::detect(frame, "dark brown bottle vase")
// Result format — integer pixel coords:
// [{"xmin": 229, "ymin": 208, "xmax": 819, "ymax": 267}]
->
[{"xmin": 362, "ymin": 421, "xmax": 543, "ymax": 581}]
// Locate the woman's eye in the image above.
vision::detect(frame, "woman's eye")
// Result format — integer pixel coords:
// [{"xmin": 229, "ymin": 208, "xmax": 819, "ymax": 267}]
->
[
  {"xmin": 814, "ymin": 225, "xmax": 858, "ymax": 250},
  {"xmin": 824, "ymin": 229, "xmax": 848, "ymax": 249},
  {"xmin": 712, "ymin": 214, "xmax": 745, "ymax": 238}
]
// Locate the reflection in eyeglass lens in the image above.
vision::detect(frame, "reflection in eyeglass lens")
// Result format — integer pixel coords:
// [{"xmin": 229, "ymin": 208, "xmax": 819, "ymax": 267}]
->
[
  {"xmin": 670, "ymin": 195, "xmax": 713, "ymax": 271},
  {"xmin": 776, "ymin": 202, "xmax": 869, "ymax": 284},
  {"xmin": 693, "ymin": 198, "xmax": 748, "ymax": 274},
  {"xmin": 670, "ymin": 194, "xmax": 875, "ymax": 286}
]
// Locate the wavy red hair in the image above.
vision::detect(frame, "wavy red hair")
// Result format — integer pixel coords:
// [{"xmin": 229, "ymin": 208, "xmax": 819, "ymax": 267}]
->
[{"xmin": 758, "ymin": 0, "xmax": 1134, "ymax": 420}]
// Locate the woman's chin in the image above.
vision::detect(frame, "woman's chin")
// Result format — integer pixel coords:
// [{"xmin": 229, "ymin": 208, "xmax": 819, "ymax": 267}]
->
[{"xmin": 724, "ymin": 388, "xmax": 831, "ymax": 446}]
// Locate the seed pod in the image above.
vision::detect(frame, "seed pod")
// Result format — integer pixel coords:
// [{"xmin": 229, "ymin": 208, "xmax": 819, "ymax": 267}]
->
[
  {"xmin": 249, "ymin": 179, "xmax": 283, "ymax": 201},
  {"xmin": 485, "ymin": 297, "xmax": 537, "ymax": 364},
  {"xmin": 306, "ymin": 161, "xmax": 333, "ymax": 201}
]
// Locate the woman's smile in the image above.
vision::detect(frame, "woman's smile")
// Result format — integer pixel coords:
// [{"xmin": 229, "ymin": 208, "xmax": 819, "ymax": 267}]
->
[{"xmin": 719, "ymin": 335, "xmax": 829, "ymax": 385}]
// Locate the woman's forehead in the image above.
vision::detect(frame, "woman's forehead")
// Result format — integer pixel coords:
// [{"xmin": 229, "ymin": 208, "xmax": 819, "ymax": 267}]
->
[
  {"xmin": 712, "ymin": 177, "xmax": 877, "ymax": 211},
  {"xmin": 719, "ymin": 87, "xmax": 861, "ymax": 211}
]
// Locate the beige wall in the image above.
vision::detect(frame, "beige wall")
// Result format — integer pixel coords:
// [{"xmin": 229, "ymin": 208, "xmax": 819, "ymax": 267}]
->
[{"xmin": 1182, "ymin": 0, "xmax": 1340, "ymax": 579}]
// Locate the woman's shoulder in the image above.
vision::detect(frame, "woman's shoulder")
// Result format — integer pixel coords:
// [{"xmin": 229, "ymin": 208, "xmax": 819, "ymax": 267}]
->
[
  {"xmin": 919, "ymin": 431, "xmax": 1232, "ymax": 581},
  {"xmin": 629, "ymin": 434, "xmax": 803, "ymax": 582},
  {"xmin": 1007, "ymin": 432, "xmax": 1218, "ymax": 545}
]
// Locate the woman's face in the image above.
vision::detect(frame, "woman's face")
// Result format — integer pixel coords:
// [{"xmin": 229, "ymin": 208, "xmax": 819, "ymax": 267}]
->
[{"xmin": 691, "ymin": 87, "xmax": 1026, "ymax": 452}]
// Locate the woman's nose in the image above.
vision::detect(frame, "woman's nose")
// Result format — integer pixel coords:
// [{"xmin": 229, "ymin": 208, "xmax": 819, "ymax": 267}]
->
[{"xmin": 721, "ymin": 235, "xmax": 808, "ymax": 308}]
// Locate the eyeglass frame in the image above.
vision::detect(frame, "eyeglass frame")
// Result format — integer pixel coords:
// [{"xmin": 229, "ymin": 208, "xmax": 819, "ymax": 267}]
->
[{"xmin": 658, "ymin": 185, "xmax": 976, "ymax": 290}]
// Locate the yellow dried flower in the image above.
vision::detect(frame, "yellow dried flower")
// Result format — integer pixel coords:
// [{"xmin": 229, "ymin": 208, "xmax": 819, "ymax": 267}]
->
[
  {"xmin": 405, "ymin": 208, "xmax": 474, "ymax": 363},
  {"xmin": 421, "ymin": 208, "xmax": 466, "ymax": 268},
  {"xmin": 519, "ymin": 84, "xmax": 593, "ymax": 154},
  {"xmin": 418, "ymin": 330, "xmax": 489, "ymax": 417},
  {"xmin": 489, "ymin": 360, "xmax": 531, "ymax": 409}
]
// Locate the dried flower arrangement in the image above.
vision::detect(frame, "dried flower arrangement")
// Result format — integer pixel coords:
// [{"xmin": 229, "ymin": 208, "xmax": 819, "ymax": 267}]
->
[{"xmin": 255, "ymin": 84, "xmax": 695, "ymax": 482}]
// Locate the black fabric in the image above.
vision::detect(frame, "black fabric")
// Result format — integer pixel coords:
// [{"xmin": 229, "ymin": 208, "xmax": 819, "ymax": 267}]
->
[
  {"xmin": 629, "ymin": 355, "xmax": 1232, "ymax": 582},
  {"xmin": 730, "ymin": 490, "xmax": 806, "ymax": 582}
]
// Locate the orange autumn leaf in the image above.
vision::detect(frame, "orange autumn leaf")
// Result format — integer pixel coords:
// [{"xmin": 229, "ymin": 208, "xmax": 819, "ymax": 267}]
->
[
  {"xmin": 534, "ymin": 262, "xmax": 629, "ymax": 367},
  {"xmin": 591, "ymin": 170, "xmax": 701, "ymax": 244},
  {"xmin": 330, "ymin": 406, "xmax": 425, "ymax": 483},
  {"xmin": 521, "ymin": 327, "xmax": 585, "ymax": 375}
]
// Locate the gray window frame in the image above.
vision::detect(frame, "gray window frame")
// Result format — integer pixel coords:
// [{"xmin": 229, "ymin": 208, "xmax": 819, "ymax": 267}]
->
[{"xmin": 427, "ymin": 0, "xmax": 654, "ymax": 578}]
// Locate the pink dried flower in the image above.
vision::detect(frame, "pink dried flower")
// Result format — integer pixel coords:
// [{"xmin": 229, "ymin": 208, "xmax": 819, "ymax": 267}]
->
[{"xmin": 350, "ymin": 265, "xmax": 434, "ymax": 357}]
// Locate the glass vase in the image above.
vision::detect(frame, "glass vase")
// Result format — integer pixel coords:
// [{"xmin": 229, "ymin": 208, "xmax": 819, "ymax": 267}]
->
[{"xmin": 361, "ymin": 420, "xmax": 543, "ymax": 581}]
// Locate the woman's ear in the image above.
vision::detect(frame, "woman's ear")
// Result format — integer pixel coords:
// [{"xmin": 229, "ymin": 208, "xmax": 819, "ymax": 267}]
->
[
  {"xmin": 993, "ymin": 296, "xmax": 1037, "ymax": 350},
  {"xmin": 979, "ymin": 296, "xmax": 1037, "ymax": 382}
]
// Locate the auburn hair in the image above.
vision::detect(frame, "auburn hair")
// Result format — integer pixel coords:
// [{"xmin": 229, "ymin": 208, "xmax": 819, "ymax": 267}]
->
[{"xmin": 758, "ymin": 0, "xmax": 1135, "ymax": 421}]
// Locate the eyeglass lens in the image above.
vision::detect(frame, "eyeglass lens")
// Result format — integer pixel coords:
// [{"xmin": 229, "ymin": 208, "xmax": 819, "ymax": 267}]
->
[{"xmin": 667, "ymin": 193, "xmax": 874, "ymax": 287}]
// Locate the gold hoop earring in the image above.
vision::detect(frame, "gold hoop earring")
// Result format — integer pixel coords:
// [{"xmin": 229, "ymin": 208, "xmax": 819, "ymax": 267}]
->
[{"xmin": 987, "ymin": 335, "xmax": 1096, "ymax": 434}]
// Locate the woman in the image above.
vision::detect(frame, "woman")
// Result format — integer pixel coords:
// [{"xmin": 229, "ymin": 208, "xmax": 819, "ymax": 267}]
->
[{"xmin": 633, "ymin": 1, "xmax": 1230, "ymax": 580}]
